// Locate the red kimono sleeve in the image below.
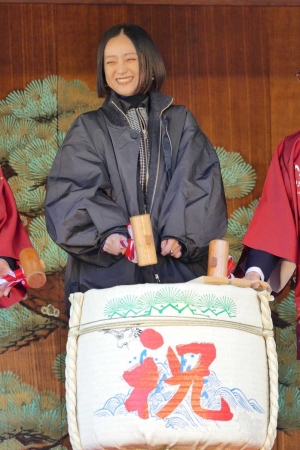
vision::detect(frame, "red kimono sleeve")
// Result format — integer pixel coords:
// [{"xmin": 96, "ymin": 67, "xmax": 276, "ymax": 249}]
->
[{"xmin": 0, "ymin": 167, "xmax": 33, "ymax": 307}]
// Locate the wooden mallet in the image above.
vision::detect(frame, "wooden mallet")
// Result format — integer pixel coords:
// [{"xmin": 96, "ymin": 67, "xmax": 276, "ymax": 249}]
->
[
  {"xmin": 130, "ymin": 214, "xmax": 158, "ymax": 267},
  {"xmin": 19, "ymin": 247, "xmax": 46, "ymax": 289}
]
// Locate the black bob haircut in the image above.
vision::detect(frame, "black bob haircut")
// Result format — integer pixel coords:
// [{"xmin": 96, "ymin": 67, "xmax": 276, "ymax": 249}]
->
[{"xmin": 97, "ymin": 24, "xmax": 166, "ymax": 97}]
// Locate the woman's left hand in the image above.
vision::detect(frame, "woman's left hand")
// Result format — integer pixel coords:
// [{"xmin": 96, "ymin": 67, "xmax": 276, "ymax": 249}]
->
[{"xmin": 161, "ymin": 239, "xmax": 182, "ymax": 258}]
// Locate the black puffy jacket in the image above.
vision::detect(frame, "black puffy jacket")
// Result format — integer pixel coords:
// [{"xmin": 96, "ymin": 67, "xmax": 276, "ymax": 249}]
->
[{"xmin": 45, "ymin": 90, "xmax": 227, "ymax": 308}]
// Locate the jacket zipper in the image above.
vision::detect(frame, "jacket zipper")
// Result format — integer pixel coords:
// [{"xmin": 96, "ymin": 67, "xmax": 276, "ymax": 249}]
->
[
  {"xmin": 165, "ymin": 126, "xmax": 173, "ymax": 160},
  {"xmin": 111, "ymin": 99, "xmax": 174, "ymax": 217},
  {"xmin": 165, "ymin": 124, "xmax": 173, "ymax": 182},
  {"xmin": 149, "ymin": 98, "xmax": 173, "ymax": 215},
  {"xmin": 136, "ymin": 109, "xmax": 149, "ymax": 214},
  {"xmin": 136, "ymin": 108, "xmax": 149, "ymax": 194}
]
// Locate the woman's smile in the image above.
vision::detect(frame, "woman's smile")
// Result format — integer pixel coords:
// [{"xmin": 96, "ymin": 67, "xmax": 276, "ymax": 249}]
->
[{"xmin": 116, "ymin": 76, "xmax": 134, "ymax": 84}]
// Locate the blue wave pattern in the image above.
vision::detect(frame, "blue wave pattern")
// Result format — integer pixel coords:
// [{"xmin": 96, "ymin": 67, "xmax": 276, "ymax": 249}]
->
[{"xmin": 94, "ymin": 367, "xmax": 264, "ymax": 431}]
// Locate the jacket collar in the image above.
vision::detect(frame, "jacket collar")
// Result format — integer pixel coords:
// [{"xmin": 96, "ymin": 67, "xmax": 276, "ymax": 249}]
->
[{"xmin": 100, "ymin": 90, "xmax": 173, "ymax": 126}]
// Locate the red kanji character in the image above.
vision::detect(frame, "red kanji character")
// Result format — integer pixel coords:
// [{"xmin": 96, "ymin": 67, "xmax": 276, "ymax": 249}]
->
[
  {"xmin": 123, "ymin": 329, "xmax": 164, "ymax": 419},
  {"xmin": 157, "ymin": 343, "xmax": 233, "ymax": 421},
  {"xmin": 123, "ymin": 357, "xmax": 159, "ymax": 419}
]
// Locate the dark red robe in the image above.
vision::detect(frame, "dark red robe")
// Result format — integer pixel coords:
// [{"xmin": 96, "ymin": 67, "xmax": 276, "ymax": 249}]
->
[
  {"xmin": 236, "ymin": 130, "xmax": 300, "ymax": 357},
  {"xmin": 0, "ymin": 167, "xmax": 32, "ymax": 307}
]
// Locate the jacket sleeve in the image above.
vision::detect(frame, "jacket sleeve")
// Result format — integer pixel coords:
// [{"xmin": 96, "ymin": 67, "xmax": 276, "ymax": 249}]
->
[
  {"xmin": 158, "ymin": 109, "xmax": 227, "ymax": 260},
  {"xmin": 45, "ymin": 115, "xmax": 129, "ymax": 265}
]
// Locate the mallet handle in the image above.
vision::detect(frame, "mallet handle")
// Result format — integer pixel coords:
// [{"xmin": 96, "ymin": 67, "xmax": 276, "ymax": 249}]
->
[
  {"xmin": 207, "ymin": 239, "xmax": 229, "ymax": 277},
  {"xmin": 130, "ymin": 214, "xmax": 158, "ymax": 267}
]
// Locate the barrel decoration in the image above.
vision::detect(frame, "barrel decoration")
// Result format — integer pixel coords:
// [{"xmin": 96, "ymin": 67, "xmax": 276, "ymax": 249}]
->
[{"xmin": 66, "ymin": 282, "xmax": 278, "ymax": 450}]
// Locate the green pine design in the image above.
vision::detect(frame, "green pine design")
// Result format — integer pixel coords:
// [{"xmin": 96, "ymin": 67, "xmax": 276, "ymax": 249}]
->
[
  {"xmin": 29, "ymin": 216, "xmax": 67, "ymax": 273},
  {"xmin": 0, "ymin": 303, "xmax": 59, "ymax": 353},
  {"xmin": 0, "ymin": 372, "xmax": 67, "ymax": 447},
  {"xmin": 224, "ymin": 199, "xmax": 259, "ymax": 263},
  {"xmin": 216, "ymin": 146, "xmax": 257, "ymax": 199},
  {"xmin": 53, "ymin": 353, "xmax": 66, "ymax": 385},
  {"xmin": 104, "ymin": 287, "xmax": 237, "ymax": 319},
  {"xmin": 278, "ymin": 384, "xmax": 300, "ymax": 430},
  {"xmin": 271, "ymin": 290, "xmax": 300, "ymax": 429}
]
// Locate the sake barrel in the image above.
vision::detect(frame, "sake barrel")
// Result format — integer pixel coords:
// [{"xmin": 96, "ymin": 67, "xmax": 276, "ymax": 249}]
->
[{"xmin": 66, "ymin": 282, "xmax": 278, "ymax": 450}]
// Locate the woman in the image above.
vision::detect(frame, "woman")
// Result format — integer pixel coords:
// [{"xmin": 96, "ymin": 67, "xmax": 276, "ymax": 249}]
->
[{"xmin": 45, "ymin": 24, "xmax": 227, "ymax": 313}]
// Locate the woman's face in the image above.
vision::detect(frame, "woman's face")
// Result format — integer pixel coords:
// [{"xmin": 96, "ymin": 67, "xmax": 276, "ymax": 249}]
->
[{"xmin": 104, "ymin": 32, "xmax": 140, "ymax": 96}]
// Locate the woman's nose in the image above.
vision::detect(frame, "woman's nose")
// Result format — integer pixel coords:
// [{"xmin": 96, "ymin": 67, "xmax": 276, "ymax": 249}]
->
[{"xmin": 116, "ymin": 60, "xmax": 127, "ymax": 74}]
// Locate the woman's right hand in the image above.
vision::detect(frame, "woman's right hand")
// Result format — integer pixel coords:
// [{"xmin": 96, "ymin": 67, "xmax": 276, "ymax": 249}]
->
[{"xmin": 102, "ymin": 234, "xmax": 126, "ymax": 256}]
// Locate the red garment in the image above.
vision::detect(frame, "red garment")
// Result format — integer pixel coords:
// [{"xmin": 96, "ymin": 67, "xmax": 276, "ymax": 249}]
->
[
  {"xmin": 0, "ymin": 167, "xmax": 32, "ymax": 307},
  {"xmin": 238, "ymin": 130, "xmax": 300, "ymax": 356}
]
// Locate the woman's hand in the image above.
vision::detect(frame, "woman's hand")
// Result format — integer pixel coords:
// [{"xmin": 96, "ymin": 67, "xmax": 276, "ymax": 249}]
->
[
  {"xmin": 0, "ymin": 258, "xmax": 12, "ymax": 297},
  {"xmin": 102, "ymin": 234, "xmax": 126, "ymax": 256},
  {"xmin": 161, "ymin": 239, "xmax": 182, "ymax": 259}
]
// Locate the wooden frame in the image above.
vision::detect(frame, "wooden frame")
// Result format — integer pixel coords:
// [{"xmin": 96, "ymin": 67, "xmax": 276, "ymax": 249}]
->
[{"xmin": 0, "ymin": 0, "xmax": 299, "ymax": 5}]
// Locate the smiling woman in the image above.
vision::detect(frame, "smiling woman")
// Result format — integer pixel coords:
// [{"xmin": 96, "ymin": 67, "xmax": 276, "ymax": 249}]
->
[
  {"xmin": 45, "ymin": 23, "xmax": 228, "ymax": 315},
  {"xmin": 103, "ymin": 33, "xmax": 140, "ymax": 97},
  {"xmin": 97, "ymin": 24, "xmax": 166, "ymax": 96}
]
